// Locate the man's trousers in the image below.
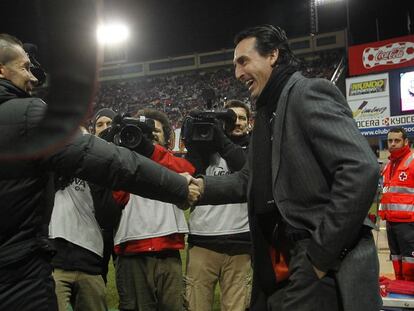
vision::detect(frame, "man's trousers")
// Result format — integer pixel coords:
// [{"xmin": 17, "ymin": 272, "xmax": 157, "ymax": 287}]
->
[
  {"xmin": 185, "ymin": 245, "xmax": 251, "ymax": 311},
  {"xmin": 53, "ymin": 268, "xmax": 107, "ymax": 311},
  {"xmin": 115, "ymin": 250, "xmax": 184, "ymax": 311}
]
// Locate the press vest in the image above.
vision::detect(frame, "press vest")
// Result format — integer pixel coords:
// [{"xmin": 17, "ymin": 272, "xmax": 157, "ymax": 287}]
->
[
  {"xmin": 379, "ymin": 150, "xmax": 414, "ymax": 222},
  {"xmin": 49, "ymin": 179, "xmax": 104, "ymax": 257},
  {"xmin": 113, "ymin": 144, "xmax": 194, "ymax": 254},
  {"xmin": 189, "ymin": 153, "xmax": 249, "ymax": 235},
  {"xmin": 113, "ymin": 194, "xmax": 188, "ymax": 250}
]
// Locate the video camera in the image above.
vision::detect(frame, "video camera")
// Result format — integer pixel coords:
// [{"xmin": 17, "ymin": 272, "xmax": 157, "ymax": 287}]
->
[
  {"xmin": 99, "ymin": 114, "xmax": 155, "ymax": 149},
  {"xmin": 181, "ymin": 109, "xmax": 237, "ymax": 143}
]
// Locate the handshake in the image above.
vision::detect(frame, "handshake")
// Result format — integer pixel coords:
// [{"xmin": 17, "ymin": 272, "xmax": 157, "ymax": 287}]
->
[{"xmin": 179, "ymin": 173, "xmax": 205, "ymax": 210}]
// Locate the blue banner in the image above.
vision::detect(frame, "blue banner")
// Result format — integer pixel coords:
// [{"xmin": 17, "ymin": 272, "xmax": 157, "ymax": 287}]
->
[{"xmin": 360, "ymin": 124, "xmax": 414, "ymax": 137}]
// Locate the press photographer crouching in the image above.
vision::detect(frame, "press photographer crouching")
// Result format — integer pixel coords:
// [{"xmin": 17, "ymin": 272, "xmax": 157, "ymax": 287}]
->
[{"xmin": 183, "ymin": 100, "xmax": 253, "ymax": 311}]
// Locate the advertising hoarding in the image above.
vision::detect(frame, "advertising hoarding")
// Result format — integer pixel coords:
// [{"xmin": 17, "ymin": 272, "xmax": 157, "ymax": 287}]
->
[{"xmin": 348, "ymin": 35, "xmax": 414, "ymax": 76}]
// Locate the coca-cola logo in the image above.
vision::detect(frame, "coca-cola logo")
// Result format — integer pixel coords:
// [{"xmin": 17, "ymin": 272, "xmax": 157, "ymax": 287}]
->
[
  {"xmin": 374, "ymin": 48, "xmax": 404, "ymax": 61},
  {"xmin": 362, "ymin": 41, "xmax": 414, "ymax": 69}
]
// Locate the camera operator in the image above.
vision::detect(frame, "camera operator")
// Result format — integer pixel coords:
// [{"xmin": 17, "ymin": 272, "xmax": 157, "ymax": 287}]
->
[
  {"xmin": 48, "ymin": 110, "xmax": 123, "ymax": 311},
  {"xmin": 89, "ymin": 108, "xmax": 123, "ymax": 284},
  {"xmin": 184, "ymin": 100, "xmax": 252, "ymax": 311},
  {"xmin": 0, "ymin": 34, "xmax": 197, "ymax": 310},
  {"xmin": 49, "ymin": 124, "xmax": 110, "ymax": 311},
  {"xmin": 113, "ymin": 108, "xmax": 195, "ymax": 311},
  {"xmin": 92, "ymin": 108, "xmax": 115, "ymax": 136}
]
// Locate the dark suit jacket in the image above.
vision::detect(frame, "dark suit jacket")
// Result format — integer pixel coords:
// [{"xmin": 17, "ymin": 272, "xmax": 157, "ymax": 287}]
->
[{"xmin": 201, "ymin": 72, "xmax": 381, "ymax": 311}]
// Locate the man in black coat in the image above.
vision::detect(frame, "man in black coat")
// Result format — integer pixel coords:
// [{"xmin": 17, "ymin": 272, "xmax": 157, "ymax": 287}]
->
[
  {"xmin": 0, "ymin": 33, "xmax": 198, "ymax": 310},
  {"xmin": 190, "ymin": 25, "xmax": 381, "ymax": 311}
]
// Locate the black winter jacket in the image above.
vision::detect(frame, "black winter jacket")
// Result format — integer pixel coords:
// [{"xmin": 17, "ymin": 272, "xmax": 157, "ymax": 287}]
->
[{"xmin": 0, "ymin": 79, "xmax": 188, "ymax": 267}]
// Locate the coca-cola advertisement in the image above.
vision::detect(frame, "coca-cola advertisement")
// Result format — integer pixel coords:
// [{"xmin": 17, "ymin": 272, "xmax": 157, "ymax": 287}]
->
[{"xmin": 348, "ymin": 35, "xmax": 414, "ymax": 76}]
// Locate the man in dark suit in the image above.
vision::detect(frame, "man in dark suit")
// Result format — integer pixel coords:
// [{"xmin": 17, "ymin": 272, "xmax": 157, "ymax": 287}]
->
[{"xmin": 190, "ymin": 25, "xmax": 381, "ymax": 311}]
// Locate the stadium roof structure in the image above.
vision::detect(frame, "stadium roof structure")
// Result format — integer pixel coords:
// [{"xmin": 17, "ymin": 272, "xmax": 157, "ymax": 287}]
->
[{"xmin": 0, "ymin": 0, "xmax": 411, "ymax": 72}]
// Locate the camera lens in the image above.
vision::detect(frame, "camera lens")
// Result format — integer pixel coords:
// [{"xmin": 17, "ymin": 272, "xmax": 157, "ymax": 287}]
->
[
  {"xmin": 198, "ymin": 124, "xmax": 211, "ymax": 139},
  {"xmin": 193, "ymin": 122, "xmax": 214, "ymax": 141},
  {"xmin": 119, "ymin": 125, "xmax": 142, "ymax": 149}
]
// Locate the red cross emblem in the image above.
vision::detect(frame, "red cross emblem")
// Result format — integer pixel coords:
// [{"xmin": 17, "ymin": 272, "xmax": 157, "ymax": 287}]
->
[{"xmin": 399, "ymin": 172, "xmax": 408, "ymax": 181}]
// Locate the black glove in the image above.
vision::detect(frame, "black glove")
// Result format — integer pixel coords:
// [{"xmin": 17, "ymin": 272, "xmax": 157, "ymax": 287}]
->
[
  {"xmin": 184, "ymin": 140, "xmax": 210, "ymax": 175},
  {"xmin": 213, "ymin": 123, "xmax": 247, "ymax": 172},
  {"xmin": 212, "ymin": 122, "xmax": 232, "ymax": 153},
  {"xmin": 98, "ymin": 126, "xmax": 119, "ymax": 143}
]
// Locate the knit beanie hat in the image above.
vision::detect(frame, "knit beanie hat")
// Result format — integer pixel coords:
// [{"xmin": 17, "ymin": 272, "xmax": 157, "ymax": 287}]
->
[{"xmin": 91, "ymin": 108, "xmax": 116, "ymax": 133}]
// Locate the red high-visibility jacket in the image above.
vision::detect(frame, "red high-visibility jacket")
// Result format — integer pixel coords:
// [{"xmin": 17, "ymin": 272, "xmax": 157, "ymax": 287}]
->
[{"xmin": 380, "ymin": 150, "xmax": 414, "ymax": 222}]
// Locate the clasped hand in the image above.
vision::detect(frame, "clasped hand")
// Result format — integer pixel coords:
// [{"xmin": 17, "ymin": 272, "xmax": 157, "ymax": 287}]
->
[{"xmin": 178, "ymin": 173, "xmax": 204, "ymax": 210}]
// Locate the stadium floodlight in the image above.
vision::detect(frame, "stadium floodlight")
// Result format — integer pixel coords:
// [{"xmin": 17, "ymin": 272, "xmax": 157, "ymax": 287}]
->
[
  {"xmin": 97, "ymin": 23, "xmax": 130, "ymax": 45},
  {"xmin": 316, "ymin": 0, "xmax": 343, "ymax": 5}
]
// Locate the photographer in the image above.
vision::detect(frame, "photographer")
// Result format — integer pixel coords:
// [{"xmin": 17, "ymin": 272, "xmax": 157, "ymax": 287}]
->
[
  {"xmin": 89, "ymin": 108, "xmax": 122, "ymax": 285},
  {"xmin": 0, "ymin": 34, "xmax": 197, "ymax": 310},
  {"xmin": 49, "ymin": 111, "xmax": 121, "ymax": 311},
  {"xmin": 184, "ymin": 100, "xmax": 252, "ymax": 311},
  {"xmin": 113, "ymin": 108, "xmax": 195, "ymax": 311}
]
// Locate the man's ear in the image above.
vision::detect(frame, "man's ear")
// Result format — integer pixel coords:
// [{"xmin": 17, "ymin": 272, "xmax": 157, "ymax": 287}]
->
[
  {"xmin": 248, "ymin": 121, "xmax": 253, "ymax": 131},
  {"xmin": 270, "ymin": 49, "xmax": 279, "ymax": 67},
  {"xmin": 0, "ymin": 63, "xmax": 6, "ymax": 78},
  {"xmin": 404, "ymin": 138, "xmax": 410, "ymax": 147}
]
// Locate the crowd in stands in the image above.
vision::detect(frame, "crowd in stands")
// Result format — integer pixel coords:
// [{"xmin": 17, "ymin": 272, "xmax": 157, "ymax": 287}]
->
[
  {"xmin": 299, "ymin": 49, "xmax": 343, "ymax": 79},
  {"xmin": 93, "ymin": 49, "xmax": 343, "ymax": 128},
  {"xmin": 94, "ymin": 67, "xmax": 250, "ymax": 128}
]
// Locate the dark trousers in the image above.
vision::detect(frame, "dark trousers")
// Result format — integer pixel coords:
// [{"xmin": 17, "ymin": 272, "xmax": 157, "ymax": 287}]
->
[
  {"xmin": 0, "ymin": 254, "xmax": 57, "ymax": 311},
  {"xmin": 386, "ymin": 222, "xmax": 414, "ymax": 257},
  {"xmin": 116, "ymin": 250, "xmax": 184, "ymax": 311},
  {"xmin": 101, "ymin": 229, "xmax": 116, "ymax": 284},
  {"xmin": 267, "ymin": 239, "xmax": 342, "ymax": 311}
]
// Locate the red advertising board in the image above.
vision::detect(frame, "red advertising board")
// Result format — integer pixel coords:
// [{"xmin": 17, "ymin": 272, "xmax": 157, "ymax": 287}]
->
[{"xmin": 348, "ymin": 35, "xmax": 414, "ymax": 76}]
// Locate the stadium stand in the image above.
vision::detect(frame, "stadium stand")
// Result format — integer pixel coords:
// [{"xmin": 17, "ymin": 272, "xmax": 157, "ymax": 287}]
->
[{"xmin": 93, "ymin": 48, "xmax": 343, "ymax": 127}]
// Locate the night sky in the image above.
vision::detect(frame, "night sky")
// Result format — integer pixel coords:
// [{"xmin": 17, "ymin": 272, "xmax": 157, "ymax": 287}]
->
[{"xmin": 0, "ymin": 0, "xmax": 412, "ymax": 67}]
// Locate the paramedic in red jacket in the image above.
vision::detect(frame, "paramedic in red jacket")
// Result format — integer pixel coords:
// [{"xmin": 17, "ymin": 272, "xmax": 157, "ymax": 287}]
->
[{"xmin": 380, "ymin": 127, "xmax": 414, "ymax": 281}]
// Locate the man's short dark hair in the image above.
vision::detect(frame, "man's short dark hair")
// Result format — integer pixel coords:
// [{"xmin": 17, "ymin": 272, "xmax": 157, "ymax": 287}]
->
[
  {"xmin": 234, "ymin": 24, "xmax": 300, "ymax": 67},
  {"xmin": 389, "ymin": 127, "xmax": 408, "ymax": 140},
  {"xmin": 136, "ymin": 108, "xmax": 172, "ymax": 147},
  {"xmin": 224, "ymin": 99, "xmax": 251, "ymax": 120},
  {"xmin": 0, "ymin": 33, "xmax": 23, "ymax": 64}
]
